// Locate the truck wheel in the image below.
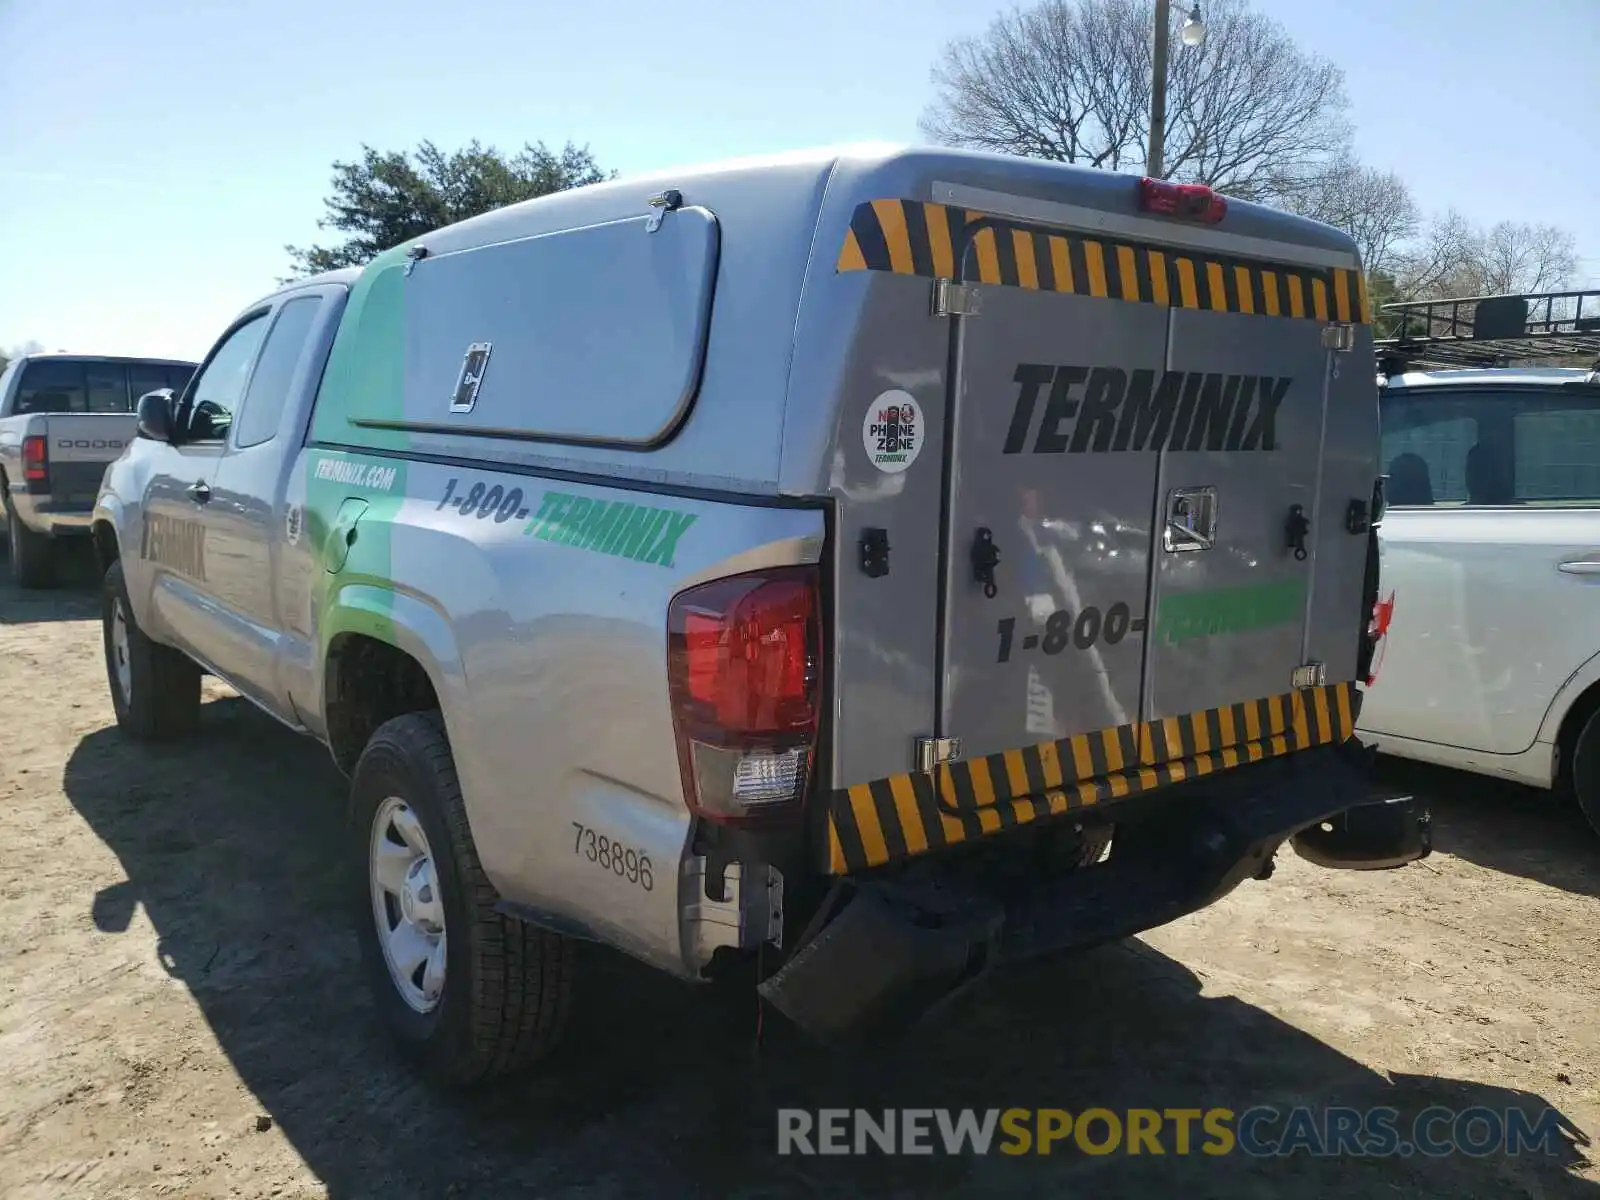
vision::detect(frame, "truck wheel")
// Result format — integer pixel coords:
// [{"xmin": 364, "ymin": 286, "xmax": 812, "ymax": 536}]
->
[
  {"xmin": 351, "ymin": 711, "xmax": 573, "ymax": 1087},
  {"xmin": 102, "ymin": 560, "xmax": 201, "ymax": 739},
  {"xmin": 1570, "ymin": 707, "xmax": 1600, "ymax": 839},
  {"xmin": 7, "ymin": 504, "xmax": 56, "ymax": 589}
]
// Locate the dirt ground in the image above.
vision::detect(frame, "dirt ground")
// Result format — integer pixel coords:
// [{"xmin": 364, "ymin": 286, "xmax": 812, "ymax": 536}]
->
[{"xmin": 1, "ymin": 545, "xmax": 1598, "ymax": 1199}]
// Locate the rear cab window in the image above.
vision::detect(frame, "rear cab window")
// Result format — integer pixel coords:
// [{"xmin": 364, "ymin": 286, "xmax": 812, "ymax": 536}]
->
[
  {"xmin": 13, "ymin": 359, "xmax": 198, "ymax": 416},
  {"xmin": 1381, "ymin": 386, "xmax": 1600, "ymax": 506},
  {"xmin": 14, "ymin": 361, "xmax": 89, "ymax": 414}
]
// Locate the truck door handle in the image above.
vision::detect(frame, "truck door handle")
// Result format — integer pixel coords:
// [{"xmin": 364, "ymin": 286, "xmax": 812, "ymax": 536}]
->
[
  {"xmin": 187, "ymin": 480, "xmax": 210, "ymax": 504},
  {"xmin": 1558, "ymin": 559, "xmax": 1600, "ymax": 575}
]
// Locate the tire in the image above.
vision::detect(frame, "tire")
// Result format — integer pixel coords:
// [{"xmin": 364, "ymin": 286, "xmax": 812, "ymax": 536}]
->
[
  {"xmin": 7, "ymin": 503, "xmax": 56, "ymax": 589},
  {"xmin": 351, "ymin": 711, "xmax": 574, "ymax": 1087},
  {"xmin": 102, "ymin": 559, "xmax": 201, "ymax": 739},
  {"xmin": 1569, "ymin": 706, "xmax": 1600, "ymax": 839}
]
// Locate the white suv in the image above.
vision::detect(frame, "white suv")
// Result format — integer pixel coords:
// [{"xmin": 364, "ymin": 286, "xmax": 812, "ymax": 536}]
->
[{"xmin": 1357, "ymin": 362, "xmax": 1600, "ymax": 835}]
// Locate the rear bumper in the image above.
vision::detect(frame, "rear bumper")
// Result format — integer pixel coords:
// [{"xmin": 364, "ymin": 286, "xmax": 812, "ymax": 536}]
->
[
  {"xmin": 760, "ymin": 739, "xmax": 1429, "ymax": 1042},
  {"xmin": 4, "ymin": 491, "xmax": 94, "ymax": 536}
]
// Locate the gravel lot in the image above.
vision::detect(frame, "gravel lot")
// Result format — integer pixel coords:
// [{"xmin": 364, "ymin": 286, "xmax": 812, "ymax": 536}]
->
[{"xmin": 1, "ymin": 543, "xmax": 1598, "ymax": 1198}]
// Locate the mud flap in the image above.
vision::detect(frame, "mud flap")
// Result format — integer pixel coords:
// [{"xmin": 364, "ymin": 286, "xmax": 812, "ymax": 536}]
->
[
  {"xmin": 757, "ymin": 880, "xmax": 1004, "ymax": 1044},
  {"xmin": 1290, "ymin": 792, "xmax": 1432, "ymax": 870}
]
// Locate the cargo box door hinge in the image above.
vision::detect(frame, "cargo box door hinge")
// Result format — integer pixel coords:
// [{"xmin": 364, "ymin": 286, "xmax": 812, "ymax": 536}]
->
[
  {"xmin": 914, "ymin": 736, "xmax": 963, "ymax": 773},
  {"xmin": 931, "ymin": 279, "xmax": 981, "ymax": 318},
  {"xmin": 1321, "ymin": 323, "xmax": 1356, "ymax": 351}
]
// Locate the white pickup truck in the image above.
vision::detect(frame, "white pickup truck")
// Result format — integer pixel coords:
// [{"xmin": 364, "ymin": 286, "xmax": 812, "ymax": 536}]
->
[{"xmin": 0, "ymin": 353, "xmax": 196, "ymax": 586}]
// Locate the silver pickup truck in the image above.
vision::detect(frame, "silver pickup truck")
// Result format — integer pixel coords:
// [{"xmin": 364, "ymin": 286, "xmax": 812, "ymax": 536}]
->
[
  {"xmin": 0, "ymin": 353, "xmax": 195, "ymax": 586},
  {"xmin": 93, "ymin": 145, "xmax": 1430, "ymax": 1088}
]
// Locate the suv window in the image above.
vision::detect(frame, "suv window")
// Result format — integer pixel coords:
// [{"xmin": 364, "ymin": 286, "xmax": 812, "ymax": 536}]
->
[
  {"xmin": 233, "ymin": 297, "xmax": 321, "ymax": 448},
  {"xmin": 1380, "ymin": 387, "xmax": 1600, "ymax": 506},
  {"xmin": 183, "ymin": 316, "xmax": 269, "ymax": 443}
]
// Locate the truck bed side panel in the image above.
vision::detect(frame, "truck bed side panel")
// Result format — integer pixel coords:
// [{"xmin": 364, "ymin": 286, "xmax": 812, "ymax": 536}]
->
[{"xmin": 287, "ymin": 447, "xmax": 824, "ymax": 977}]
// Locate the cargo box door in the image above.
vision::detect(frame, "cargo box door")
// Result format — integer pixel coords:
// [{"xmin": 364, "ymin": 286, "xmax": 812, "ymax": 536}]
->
[
  {"xmin": 938, "ymin": 270, "xmax": 1168, "ymax": 775},
  {"xmin": 1145, "ymin": 305, "xmax": 1333, "ymax": 729}
]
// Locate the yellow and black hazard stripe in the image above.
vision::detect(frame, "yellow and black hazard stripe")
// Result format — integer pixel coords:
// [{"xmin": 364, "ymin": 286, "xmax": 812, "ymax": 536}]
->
[
  {"xmin": 823, "ymin": 680, "xmax": 1357, "ymax": 874},
  {"xmin": 836, "ymin": 199, "xmax": 1371, "ymax": 325}
]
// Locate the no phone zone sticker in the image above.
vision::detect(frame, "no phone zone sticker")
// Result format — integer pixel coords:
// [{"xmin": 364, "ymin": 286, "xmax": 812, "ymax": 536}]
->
[{"xmin": 862, "ymin": 390, "xmax": 924, "ymax": 474}]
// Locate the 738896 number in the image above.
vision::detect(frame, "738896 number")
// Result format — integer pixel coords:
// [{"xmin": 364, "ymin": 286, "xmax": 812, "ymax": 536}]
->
[{"xmin": 572, "ymin": 822, "xmax": 653, "ymax": 891}]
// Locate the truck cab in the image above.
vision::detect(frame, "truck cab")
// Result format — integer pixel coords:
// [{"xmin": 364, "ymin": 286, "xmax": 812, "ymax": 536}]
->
[{"xmin": 94, "ymin": 145, "xmax": 1429, "ymax": 1087}]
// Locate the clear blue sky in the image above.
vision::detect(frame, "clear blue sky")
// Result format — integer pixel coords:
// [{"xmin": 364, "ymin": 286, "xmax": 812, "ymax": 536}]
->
[{"xmin": 2, "ymin": 0, "xmax": 1595, "ymax": 361}]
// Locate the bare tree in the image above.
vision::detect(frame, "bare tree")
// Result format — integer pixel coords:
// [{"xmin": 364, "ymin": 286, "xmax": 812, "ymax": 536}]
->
[
  {"xmin": 1394, "ymin": 213, "xmax": 1578, "ymax": 301},
  {"xmin": 1473, "ymin": 222, "xmax": 1579, "ymax": 295},
  {"xmin": 921, "ymin": 0, "xmax": 1352, "ymax": 199},
  {"xmin": 1273, "ymin": 156, "xmax": 1420, "ymax": 273}
]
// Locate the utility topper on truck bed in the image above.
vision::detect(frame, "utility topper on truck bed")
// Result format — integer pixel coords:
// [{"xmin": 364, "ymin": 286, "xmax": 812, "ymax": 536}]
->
[{"xmin": 94, "ymin": 145, "xmax": 1428, "ymax": 1085}]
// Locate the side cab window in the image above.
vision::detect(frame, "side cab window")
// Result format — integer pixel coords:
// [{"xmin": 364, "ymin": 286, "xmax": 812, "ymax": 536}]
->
[
  {"xmin": 230, "ymin": 296, "xmax": 324, "ymax": 448},
  {"xmin": 179, "ymin": 314, "xmax": 270, "ymax": 444}
]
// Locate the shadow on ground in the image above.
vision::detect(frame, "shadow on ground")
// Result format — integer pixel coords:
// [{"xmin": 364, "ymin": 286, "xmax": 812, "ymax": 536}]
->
[
  {"xmin": 0, "ymin": 536, "xmax": 101, "ymax": 622},
  {"xmin": 1375, "ymin": 755, "xmax": 1600, "ymax": 900},
  {"xmin": 61, "ymin": 702, "xmax": 1597, "ymax": 1199}
]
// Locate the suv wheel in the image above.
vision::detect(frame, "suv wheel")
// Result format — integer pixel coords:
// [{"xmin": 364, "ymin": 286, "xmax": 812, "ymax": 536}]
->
[
  {"xmin": 351, "ymin": 711, "xmax": 573, "ymax": 1087},
  {"xmin": 1570, "ymin": 707, "xmax": 1600, "ymax": 838},
  {"xmin": 102, "ymin": 560, "xmax": 201, "ymax": 738},
  {"xmin": 7, "ymin": 503, "xmax": 56, "ymax": 589}
]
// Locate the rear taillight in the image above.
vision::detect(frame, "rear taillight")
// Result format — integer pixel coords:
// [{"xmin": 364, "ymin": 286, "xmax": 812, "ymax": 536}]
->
[
  {"xmin": 22, "ymin": 435, "xmax": 47, "ymax": 485},
  {"xmin": 1138, "ymin": 177, "xmax": 1226, "ymax": 223},
  {"xmin": 1356, "ymin": 477, "xmax": 1390, "ymax": 686},
  {"xmin": 667, "ymin": 567, "xmax": 821, "ymax": 827},
  {"xmin": 1363, "ymin": 592, "xmax": 1395, "ymax": 686}
]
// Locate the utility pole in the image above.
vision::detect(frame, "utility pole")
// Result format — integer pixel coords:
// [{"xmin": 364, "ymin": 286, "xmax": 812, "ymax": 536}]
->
[
  {"xmin": 1148, "ymin": 3, "xmax": 1204, "ymax": 179},
  {"xmin": 1148, "ymin": 0, "xmax": 1171, "ymax": 178}
]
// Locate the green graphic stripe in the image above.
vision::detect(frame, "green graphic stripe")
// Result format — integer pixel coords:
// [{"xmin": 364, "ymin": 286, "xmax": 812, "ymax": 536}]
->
[
  {"xmin": 1155, "ymin": 578, "xmax": 1306, "ymax": 644},
  {"xmin": 305, "ymin": 241, "xmax": 418, "ymax": 647}
]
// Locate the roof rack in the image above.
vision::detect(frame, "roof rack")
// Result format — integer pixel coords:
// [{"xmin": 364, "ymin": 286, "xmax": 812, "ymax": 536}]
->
[{"xmin": 1374, "ymin": 288, "xmax": 1600, "ymax": 373}]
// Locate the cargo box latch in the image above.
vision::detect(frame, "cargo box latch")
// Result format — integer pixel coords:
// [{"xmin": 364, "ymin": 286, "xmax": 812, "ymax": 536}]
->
[
  {"xmin": 645, "ymin": 188, "xmax": 683, "ymax": 232},
  {"xmin": 859, "ymin": 527, "xmax": 890, "ymax": 578}
]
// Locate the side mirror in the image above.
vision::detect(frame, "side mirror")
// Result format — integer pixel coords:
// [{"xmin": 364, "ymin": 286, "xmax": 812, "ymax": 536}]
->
[{"xmin": 136, "ymin": 389, "xmax": 178, "ymax": 442}]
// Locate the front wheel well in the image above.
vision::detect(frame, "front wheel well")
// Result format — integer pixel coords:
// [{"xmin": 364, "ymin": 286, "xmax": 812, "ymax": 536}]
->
[{"xmin": 325, "ymin": 634, "xmax": 441, "ymax": 775}]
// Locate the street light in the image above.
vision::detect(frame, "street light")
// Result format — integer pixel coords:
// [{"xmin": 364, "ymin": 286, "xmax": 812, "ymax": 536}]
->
[
  {"xmin": 1179, "ymin": 4, "xmax": 1207, "ymax": 46},
  {"xmin": 1147, "ymin": 2, "xmax": 1206, "ymax": 178}
]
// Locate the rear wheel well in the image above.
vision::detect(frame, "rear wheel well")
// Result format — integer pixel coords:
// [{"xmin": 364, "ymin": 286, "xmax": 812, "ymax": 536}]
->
[
  {"xmin": 325, "ymin": 634, "xmax": 440, "ymax": 775},
  {"xmin": 1555, "ymin": 681, "xmax": 1600, "ymax": 793}
]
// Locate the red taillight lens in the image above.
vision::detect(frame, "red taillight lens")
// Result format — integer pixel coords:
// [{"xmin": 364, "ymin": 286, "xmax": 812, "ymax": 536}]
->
[
  {"xmin": 668, "ymin": 567, "xmax": 820, "ymax": 826},
  {"xmin": 22, "ymin": 435, "xmax": 47, "ymax": 483},
  {"xmin": 1364, "ymin": 591, "xmax": 1395, "ymax": 686},
  {"xmin": 1138, "ymin": 177, "xmax": 1226, "ymax": 223}
]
